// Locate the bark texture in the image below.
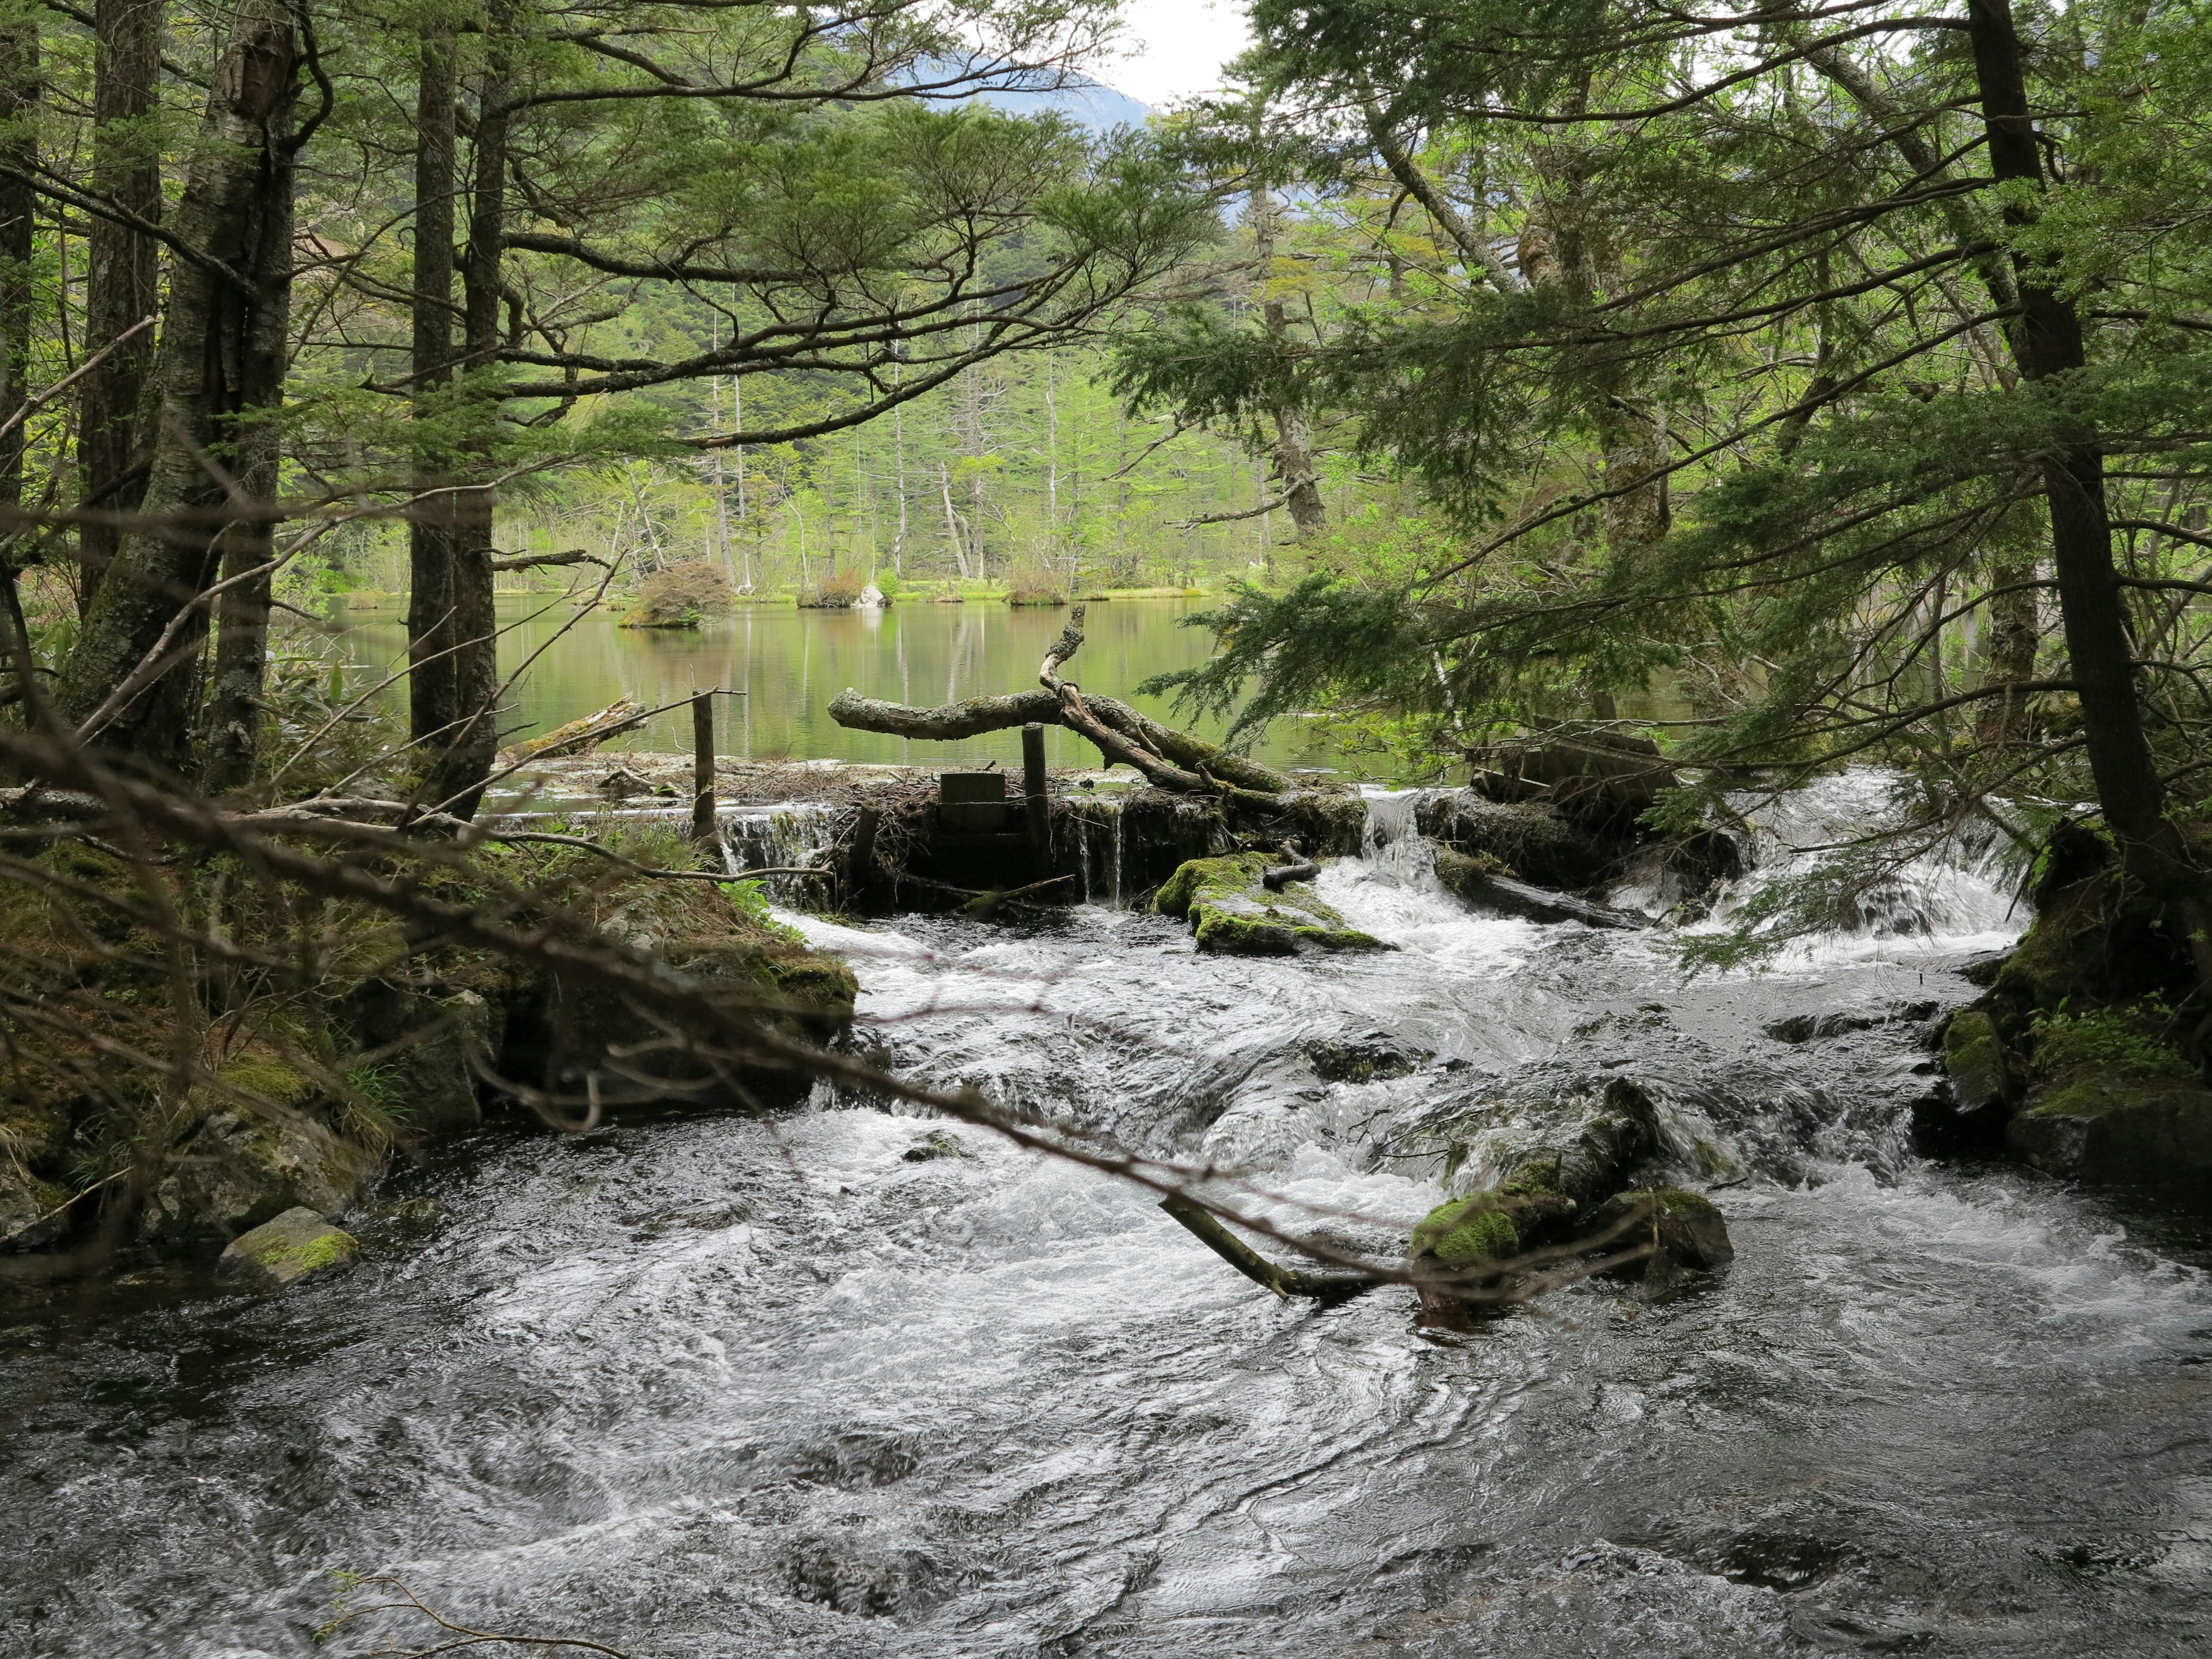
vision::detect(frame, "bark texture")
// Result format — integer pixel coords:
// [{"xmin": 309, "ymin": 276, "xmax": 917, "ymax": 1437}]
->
[
  {"xmin": 423, "ymin": 10, "xmax": 512, "ymax": 816},
  {"xmin": 1965, "ymin": 0, "xmax": 2212, "ymax": 979},
  {"xmin": 0, "ymin": 20, "xmax": 35, "ymax": 534},
  {"xmin": 78, "ymin": 0, "xmax": 163, "ymax": 613},
  {"xmin": 407, "ymin": 24, "xmax": 460, "ymax": 750},
  {"xmin": 56, "ymin": 0, "xmax": 298, "ymax": 775}
]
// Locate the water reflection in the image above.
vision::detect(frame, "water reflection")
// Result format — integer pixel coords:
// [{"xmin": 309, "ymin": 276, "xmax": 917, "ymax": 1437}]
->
[{"xmin": 331, "ymin": 596, "xmax": 1355, "ymax": 774}]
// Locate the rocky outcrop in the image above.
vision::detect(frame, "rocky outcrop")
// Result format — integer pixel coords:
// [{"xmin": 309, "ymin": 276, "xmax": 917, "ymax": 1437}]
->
[
  {"xmin": 218, "ymin": 1207, "xmax": 359, "ymax": 1290},
  {"xmin": 1153, "ymin": 853, "xmax": 1392, "ymax": 956},
  {"xmin": 1926, "ymin": 821, "xmax": 2212, "ymax": 1187},
  {"xmin": 1397, "ymin": 1078, "xmax": 1732, "ymax": 1314},
  {"xmin": 139, "ymin": 1047, "xmax": 386, "ymax": 1250},
  {"xmin": 0, "ymin": 838, "xmax": 859, "ymax": 1265}
]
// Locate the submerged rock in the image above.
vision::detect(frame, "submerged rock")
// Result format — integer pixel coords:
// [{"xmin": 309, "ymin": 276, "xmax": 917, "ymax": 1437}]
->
[
  {"xmin": 1153, "ymin": 853, "xmax": 1392, "ymax": 957},
  {"xmin": 1304, "ymin": 1032, "xmax": 1430, "ymax": 1084},
  {"xmin": 219, "ymin": 1206, "xmax": 359, "ymax": 1290}
]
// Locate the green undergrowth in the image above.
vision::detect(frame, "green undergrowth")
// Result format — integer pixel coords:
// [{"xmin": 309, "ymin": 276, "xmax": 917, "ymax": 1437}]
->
[{"xmin": 0, "ymin": 820, "xmax": 849, "ymax": 1252}]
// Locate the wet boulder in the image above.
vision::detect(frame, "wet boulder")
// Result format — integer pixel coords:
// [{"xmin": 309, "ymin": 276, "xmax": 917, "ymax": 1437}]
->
[
  {"xmin": 1937, "ymin": 1009, "xmax": 2015, "ymax": 1113},
  {"xmin": 2006, "ymin": 1074, "xmax": 2212, "ymax": 1185},
  {"xmin": 1494, "ymin": 1077, "xmax": 1662, "ymax": 1217},
  {"xmin": 1152, "ymin": 853, "xmax": 1392, "ymax": 957},
  {"xmin": 139, "ymin": 1047, "xmax": 385, "ymax": 1250},
  {"xmin": 219, "ymin": 1206, "xmax": 359, "ymax": 1290},
  {"xmin": 1304, "ymin": 1032, "xmax": 1430, "ymax": 1083},
  {"xmin": 1583, "ymin": 1189, "xmax": 1734, "ymax": 1290},
  {"xmin": 1417, "ymin": 793, "xmax": 1616, "ymax": 889},
  {"xmin": 0, "ymin": 1101, "xmax": 74, "ymax": 1250}
]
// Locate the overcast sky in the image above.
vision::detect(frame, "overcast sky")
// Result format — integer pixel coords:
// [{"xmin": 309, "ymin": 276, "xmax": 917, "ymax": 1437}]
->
[{"xmin": 1104, "ymin": 0, "xmax": 1253, "ymax": 107}]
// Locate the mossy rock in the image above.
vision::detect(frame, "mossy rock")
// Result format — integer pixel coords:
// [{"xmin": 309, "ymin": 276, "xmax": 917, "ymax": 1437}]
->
[
  {"xmin": 1410, "ymin": 1192, "xmax": 1521, "ymax": 1265},
  {"xmin": 0, "ymin": 1167, "xmax": 74, "ymax": 1249},
  {"xmin": 1152, "ymin": 853, "xmax": 1392, "ymax": 958},
  {"xmin": 138, "ymin": 1044, "xmax": 385, "ymax": 1249},
  {"xmin": 1497, "ymin": 1077, "xmax": 1660, "ymax": 1214},
  {"xmin": 1939, "ymin": 1009, "xmax": 2014, "ymax": 1115},
  {"xmin": 2006, "ymin": 1074, "xmax": 2212, "ymax": 1185},
  {"xmin": 1416, "ymin": 794, "xmax": 1614, "ymax": 888},
  {"xmin": 1584, "ymin": 1188, "xmax": 1734, "ymax": 1290},
  {"xmin": 218, "ymin": 1206, "xmax": 359, "ymax": 1290},
  {"xmin": 1433, "ymin": 847, "xmax": 1509, "ymax": 904}
]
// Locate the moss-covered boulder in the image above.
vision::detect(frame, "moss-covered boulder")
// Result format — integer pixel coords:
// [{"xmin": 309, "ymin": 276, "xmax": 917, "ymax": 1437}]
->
[
  {"xmin": 1584, "ymin": 1188, "xmax": 1734, "ymax": 1290},
  {"xmin": 2006, "ymin": 1076, "xmax": 2212, "ymax": 1183},
  {"xmin": 1411, "ymin": 1191, "xmax": 1522, "ymax": 1267},
  {"xmin": 1416, "ymin": 793, "xmax": 1615, "ymax": 888},
  {"xmin": 1495, "ymin": 1077, "xmax": 1660, "ymax": 1217},
  {"xmin": 1939, "ymin": 1009, "xmax": 2014, "ymax": 1115},
  {"xmin": 139, "ymin": 1046, "xmax": 386, "ymax": 1249},
  {"xmin": 218, "ymin": 1206, "xmax": 359, "ymax": 1290},
  {"xmin": 1152, "ymin": 853, "xmax": 1392, "ymax": 957}
]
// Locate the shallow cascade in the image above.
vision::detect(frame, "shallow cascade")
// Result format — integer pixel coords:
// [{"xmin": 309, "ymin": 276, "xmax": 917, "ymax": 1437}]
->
[{"xmin": 2, "ymin": 789, "xmax": 2210, "ymax": 1658}]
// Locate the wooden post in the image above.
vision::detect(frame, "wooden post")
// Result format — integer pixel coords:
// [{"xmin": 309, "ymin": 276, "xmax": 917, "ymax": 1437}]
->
[
  {"xmin": 691, "ymin": 691, "xmax": 715, "ymax": 844},
  {"xmin": 850, "ymin": 804, "xmax": 881, "ymax": 904},
  {"xmin": 1022, "ymin": 721, "xmax": 1050, "ymax": 870}
]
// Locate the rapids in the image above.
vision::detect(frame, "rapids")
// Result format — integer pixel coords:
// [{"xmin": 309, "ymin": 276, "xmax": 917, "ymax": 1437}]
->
[{"xmin": 5, "ymin": 777, "xmax": 2210, "ymax": 1657}]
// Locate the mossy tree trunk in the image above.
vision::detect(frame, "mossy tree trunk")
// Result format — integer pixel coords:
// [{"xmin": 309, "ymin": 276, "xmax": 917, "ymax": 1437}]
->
[{"xmin": 56, "ymin": 0, "xmax": 300, "ymax": 778}]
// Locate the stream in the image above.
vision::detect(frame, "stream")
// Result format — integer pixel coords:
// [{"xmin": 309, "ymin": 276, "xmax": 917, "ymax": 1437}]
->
[{"xmin": 5, "ymin": 776, "xmax": 2211, "ymax": 1656}]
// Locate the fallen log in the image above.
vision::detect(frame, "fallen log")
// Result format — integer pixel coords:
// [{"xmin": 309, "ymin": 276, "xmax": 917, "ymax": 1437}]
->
[
  {"xmin": 826, "ymin": 688, "xmax": 1298, "ymax": 798},
  {"xmin": 1262, "ymin": 840, "xmax": 1321, "ymax": 892},
  {"xmin": 503, "ymin": 697, "xmax": 650, "ymax": 763}
]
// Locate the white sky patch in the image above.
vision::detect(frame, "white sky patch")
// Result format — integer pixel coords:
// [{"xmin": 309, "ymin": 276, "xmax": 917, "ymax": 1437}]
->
[{"xmin": 1105, "ymin": 0, "xmax": 1254, "ymax": 107}]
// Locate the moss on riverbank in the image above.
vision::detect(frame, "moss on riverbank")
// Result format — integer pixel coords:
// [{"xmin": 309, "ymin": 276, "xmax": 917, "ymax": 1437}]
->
[{"xmin": 0, "ymin": 825, "xmax": 854, "ymax": 1264}]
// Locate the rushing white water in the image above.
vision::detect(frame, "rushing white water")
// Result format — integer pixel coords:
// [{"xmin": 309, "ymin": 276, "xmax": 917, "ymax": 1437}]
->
[{"xmin": 5, "ymin": 776, "xmax": 2210, "ymax": 1658}]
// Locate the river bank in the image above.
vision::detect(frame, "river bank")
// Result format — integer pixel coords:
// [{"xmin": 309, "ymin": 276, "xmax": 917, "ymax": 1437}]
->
[{"xmin": 7, "ymin": 774, "xmax": 2212, "ymax": 1657}]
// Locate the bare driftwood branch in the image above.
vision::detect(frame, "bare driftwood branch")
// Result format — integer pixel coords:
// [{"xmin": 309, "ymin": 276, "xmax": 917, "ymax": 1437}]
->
[
  {"xmin": 489, "ymin": 547, "xmax": 604, "ymax": 571},
  {"xmin": 1160, "ymin": 1195, "xmax": 1376, "ymax": 1300},
  {"xmin": 825, "ymin": 687, "xmax": 1299, "ymax": 797}
]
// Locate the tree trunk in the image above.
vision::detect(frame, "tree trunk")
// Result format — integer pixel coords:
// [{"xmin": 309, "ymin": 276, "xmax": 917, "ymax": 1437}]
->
[
  {"xmin": 1966, "ymin": 0, "xmax": 2212, "ymax": 976},
  {"xmin": 198, "ymin": 7, "xmax": 300, "ymax": 793},
  {"xmin": 77, "ymin": 0, "xmax": 162, "ymax": 615},
  {"xmin": 0, "ymin": 19, "xmax": 35, "ymax": 534},
  {"xmin": 406, "ymin": 25, "xmax": 460, "ymax": 751},
  {"xmin": 1973, "ymin": 558, "xmax": 2040, "ymax": 752},
  {"xmin": 1249, "ymin": 187, "xmax": 1325, "ymax": 542},
  {"xmin": 422, "ymin": 10, "xmax": 510, "ymax": 816},
  {"xmin": 56, "ymin": 0, "xmax": 299, "ymax": 778}
]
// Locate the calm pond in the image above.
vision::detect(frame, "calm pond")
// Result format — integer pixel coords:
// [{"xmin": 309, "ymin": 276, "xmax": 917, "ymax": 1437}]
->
[{"xmin": 332, "ymin": 594, "xmax": 1357, "ymax": 775}]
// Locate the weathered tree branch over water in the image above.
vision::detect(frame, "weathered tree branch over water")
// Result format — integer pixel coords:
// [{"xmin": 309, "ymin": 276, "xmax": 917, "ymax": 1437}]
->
[{"xmin": 828, "ymin": 603, "xmax": 1301, "ymax": 798}]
